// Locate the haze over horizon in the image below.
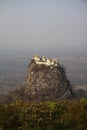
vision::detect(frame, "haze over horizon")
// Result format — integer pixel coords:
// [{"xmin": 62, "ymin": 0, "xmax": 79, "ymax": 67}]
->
[{"xmin": 0, "ymin": 0, "xmax": 87, "ymax": 55}]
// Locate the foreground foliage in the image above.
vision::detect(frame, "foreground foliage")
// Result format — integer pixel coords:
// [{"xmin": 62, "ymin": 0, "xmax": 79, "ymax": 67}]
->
[{"xmin": 0, "ymin": 98, "xmax": 87, "ymax": 130}]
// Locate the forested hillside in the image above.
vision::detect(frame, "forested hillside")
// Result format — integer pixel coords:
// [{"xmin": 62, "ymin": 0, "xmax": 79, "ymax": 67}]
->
[{"xmin": 0, "ymin": 99, "xmax": 87, "ymax": 130}]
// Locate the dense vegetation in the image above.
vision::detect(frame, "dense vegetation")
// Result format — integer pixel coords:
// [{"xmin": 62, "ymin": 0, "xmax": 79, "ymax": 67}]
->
[{"xmin": 0, "ymin": 98, "xmax": 87, "ymax": 130}]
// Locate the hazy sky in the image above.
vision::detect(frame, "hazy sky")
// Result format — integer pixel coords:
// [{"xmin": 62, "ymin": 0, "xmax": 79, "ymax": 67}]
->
[{"xmin": 0, "ymin": 0, "xmax": 87, "ymax": 53}]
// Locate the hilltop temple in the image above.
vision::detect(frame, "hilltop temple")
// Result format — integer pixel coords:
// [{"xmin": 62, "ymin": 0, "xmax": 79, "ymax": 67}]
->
[{"xmin": 32, "ymin": 55, "xmax": 59, "ymax": 66}]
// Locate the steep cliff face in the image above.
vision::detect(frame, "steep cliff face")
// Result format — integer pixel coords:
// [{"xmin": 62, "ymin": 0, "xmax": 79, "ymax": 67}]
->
[{"xmin": 25, "ymin": 56, "xmax": 73, "ymax": 101}]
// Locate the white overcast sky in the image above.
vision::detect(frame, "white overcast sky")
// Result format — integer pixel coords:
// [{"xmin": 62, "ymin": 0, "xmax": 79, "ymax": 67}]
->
[{"xmin": 0, "ymin": 0, "xmax": 87, "ymax": 53}]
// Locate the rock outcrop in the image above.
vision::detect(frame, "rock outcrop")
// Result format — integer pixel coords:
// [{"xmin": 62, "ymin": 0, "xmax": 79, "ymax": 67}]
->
[{"xmin": 24, "ymin": 56, "xmax": 73, "ymax": 101}]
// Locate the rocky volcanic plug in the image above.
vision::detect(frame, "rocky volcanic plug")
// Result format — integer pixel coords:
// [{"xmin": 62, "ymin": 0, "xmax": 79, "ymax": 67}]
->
[{"xmin": 25, "ymin": 56, "xmax": 73, "ymax": 101}]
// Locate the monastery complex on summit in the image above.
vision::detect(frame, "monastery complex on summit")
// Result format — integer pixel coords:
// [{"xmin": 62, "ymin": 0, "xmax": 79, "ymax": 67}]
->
[{"xmin": 32, "ymin": 55, "xmax": 59, "ymax": 66}]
